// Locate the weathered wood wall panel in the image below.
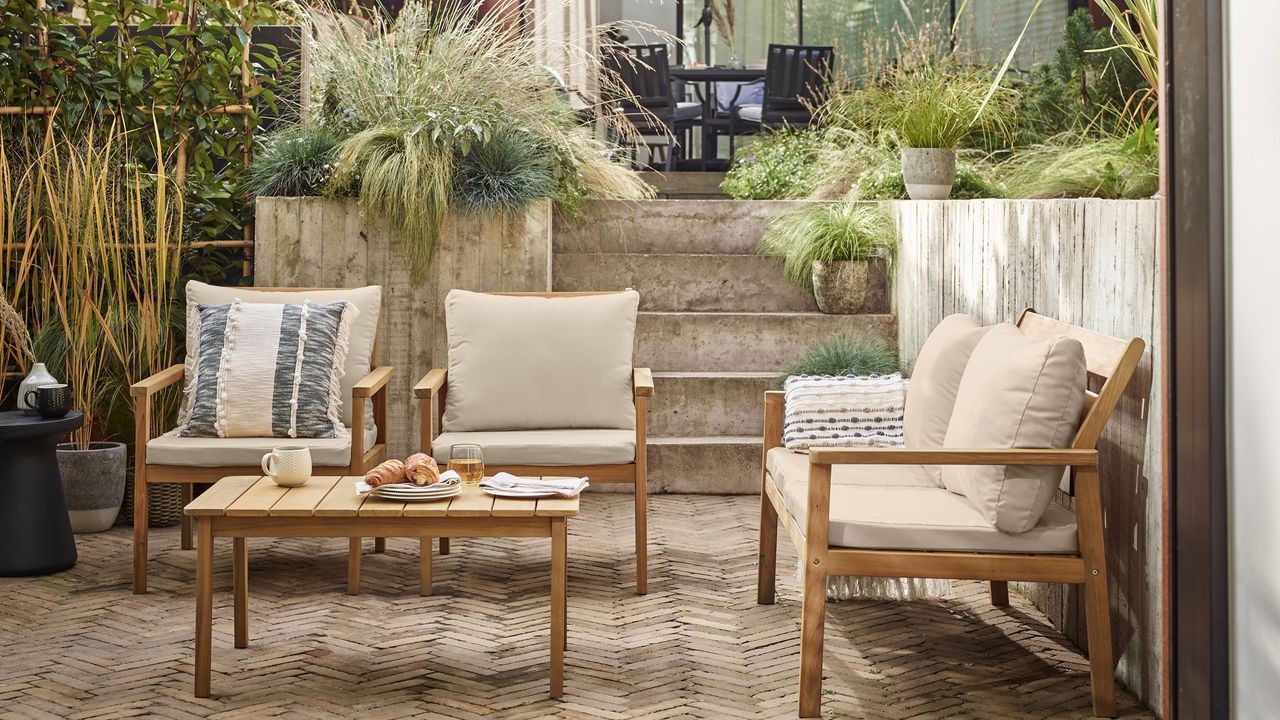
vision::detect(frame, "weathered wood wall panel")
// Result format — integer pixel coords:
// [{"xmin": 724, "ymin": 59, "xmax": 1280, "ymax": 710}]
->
[
  {"xmin": 254, "ymin": 197, "xmax": 554, "ymax": 459},
  {"xmin": 892, "ymin": 198, "xmax": 1162, "ymax": 712}
]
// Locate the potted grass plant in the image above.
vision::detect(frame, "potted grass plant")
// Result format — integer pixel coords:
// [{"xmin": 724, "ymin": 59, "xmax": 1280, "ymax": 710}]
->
[
  {"xmin": 757, "ymin": 202, "xmax": 897, "ymax": 314},
  {"xmin": 869, "ymin": 62, "xmax": 1013, "ymax": 199}
]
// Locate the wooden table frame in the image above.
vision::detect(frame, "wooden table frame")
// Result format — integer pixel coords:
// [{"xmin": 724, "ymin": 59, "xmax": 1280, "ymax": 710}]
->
[{"xmin": 185, "ymin": 475, "xmax": 575, "ymax": 700}]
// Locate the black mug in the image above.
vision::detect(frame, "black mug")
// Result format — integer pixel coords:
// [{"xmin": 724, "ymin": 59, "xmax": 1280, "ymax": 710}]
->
[{"xmin": 24, "ymin": 384, "xmax": 71, "ymax": 419}]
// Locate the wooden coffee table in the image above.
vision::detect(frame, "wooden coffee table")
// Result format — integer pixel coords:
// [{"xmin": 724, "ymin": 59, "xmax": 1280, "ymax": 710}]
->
[{"xmin": 183, "ymin": 475, "xmax": 578, "ymax": 699}]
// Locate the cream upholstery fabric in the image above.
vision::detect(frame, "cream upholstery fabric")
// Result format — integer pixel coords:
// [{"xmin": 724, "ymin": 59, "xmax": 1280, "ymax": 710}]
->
[
  {"xmin": 770, "ymin": 470, "xmax": 1079, "ymax": 553},
  {"xmin": 183, "ymin": 282, "xmax": 382, "ymax": 430},
  {"xmin": 431, "ymin": 429, "xmax": 635, "ymax": 466},
  {"xmin": 765, "ymin": 447, "xmax": 937, "ymax": 490},
  {"xmin": 903, "ymin": 314, "xmax": 991, "ymax": 479},
  {"xmin": 148, "ymin": 424, "xmax": 378, "ymax": 467},
  {"xmin": 942, "ymin": 323, "xmax": 1087, "ymax": 534},
  {"xmin": 442, "ymin": 290, "xmax": 639, "ymax": 432}
]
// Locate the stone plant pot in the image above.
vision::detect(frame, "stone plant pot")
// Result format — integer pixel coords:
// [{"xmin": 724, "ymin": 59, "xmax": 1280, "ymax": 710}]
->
[
  {"xmin": 56, "ymin": 441, "xmax": 127, "ymax": 533},
  {"xmin": 901, "ymin": 147, "xmax": 956, "ymax": 200},
  {"xmin": 811, "ymin": 259, "xmax": 869, "ymax": 314}
]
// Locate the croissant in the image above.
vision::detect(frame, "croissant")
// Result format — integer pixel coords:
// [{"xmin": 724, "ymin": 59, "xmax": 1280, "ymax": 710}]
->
[
  {"xmin": 364, "ymin": 459, "xmax": 405, "ymax": 488},
  {"xmin": 404, "ymin": 453, "xmax": 440, "ymax": 486}
]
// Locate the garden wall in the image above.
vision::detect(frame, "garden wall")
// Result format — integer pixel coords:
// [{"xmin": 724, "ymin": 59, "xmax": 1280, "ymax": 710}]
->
[
  {"xmin": 254, "ymin": 197, "xmax": 554, "ymax": 459},
  {"xmin": 891, "ymin": 198, "xmax": 1163, "ymax": 712}
]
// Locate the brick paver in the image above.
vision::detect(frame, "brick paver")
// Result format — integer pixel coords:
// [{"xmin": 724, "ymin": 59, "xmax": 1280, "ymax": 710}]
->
[{"xmin": 0, "ymin": 494, "xmax": 1153, "ymax": 718}]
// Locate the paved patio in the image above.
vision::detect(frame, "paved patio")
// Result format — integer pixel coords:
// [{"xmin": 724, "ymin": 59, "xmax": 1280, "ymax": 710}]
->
[{"xmin": 0, "ymin": 494, "xmax": 1152, "ymax": 719}]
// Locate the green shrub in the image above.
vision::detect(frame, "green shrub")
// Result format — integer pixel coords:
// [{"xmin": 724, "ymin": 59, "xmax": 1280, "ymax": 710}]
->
[
  {"xmin": 851, "ymin": 61, "xmax": 1016, "ymax": 150},
  {"xmin": 246, "ymin": 125, "xmax": 342, "ymax": 198},
  {"xmin": 757, "ymin": 203, "xmax": 897, "ymax": 288},
  {"xmin": 1001, "ymin": 130, "xmax": 1158, "ymax": 200},
  {"xmin": 721, "ymin": 130, "xmax": 829, "ymax": 200},
  {"xmin": 857, "ymin": 167, "xmax": 1006, "ymax": 201},
  {"xmin": 778, "ymin": 334, "xmax": 900, "ymax": 387},
  {"xmin": 451, "ymin": 127, "xmax": 558, "ymax": 213}
]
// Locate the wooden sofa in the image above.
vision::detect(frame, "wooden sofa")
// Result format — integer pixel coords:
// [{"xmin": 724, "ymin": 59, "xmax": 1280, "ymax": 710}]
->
[
  {"xmin": 758, "ymin": 310, "xmax": 1144, "ymax": 718},
  {"xmin": 130, "ymin": 284, "xmax": 392, "ymax": 594}
]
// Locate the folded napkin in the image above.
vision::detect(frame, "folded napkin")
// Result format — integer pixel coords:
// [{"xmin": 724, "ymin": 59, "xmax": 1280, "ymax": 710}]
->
[
  {"xmin": 357, "ymin": 471, "xmax": 460, "ymax": 496},
  {"xmin": 479, "ymin": 472, "xmax": 588, "ymax": 498}
]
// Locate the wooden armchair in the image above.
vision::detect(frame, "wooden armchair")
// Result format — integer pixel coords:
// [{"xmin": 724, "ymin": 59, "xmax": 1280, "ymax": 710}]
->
[
  {"xmin": 758, "ymin": 310, "xmax": 1144, "ymax": 718},
  {"xmin": 130, "ymin": 284, "xmax": 391, "ymax": 594},
  {"xmin": 408, "ymin": 290, "xmax": 653, "ymax": 593}
]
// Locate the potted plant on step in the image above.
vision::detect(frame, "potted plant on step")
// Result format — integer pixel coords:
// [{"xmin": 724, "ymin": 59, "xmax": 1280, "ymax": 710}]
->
[
  {"xmin": 870, "ymin": 62, "xmax": 1013, "ymax": 199},
  {"xmin": 757, "ymin": 202, "xmax": 897, "ymax": 314}
]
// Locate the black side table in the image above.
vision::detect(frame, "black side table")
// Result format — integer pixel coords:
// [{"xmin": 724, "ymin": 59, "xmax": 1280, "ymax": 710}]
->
[{"xmin": 0, "ymin": 410, "xmax": 83, "ymax": 576}]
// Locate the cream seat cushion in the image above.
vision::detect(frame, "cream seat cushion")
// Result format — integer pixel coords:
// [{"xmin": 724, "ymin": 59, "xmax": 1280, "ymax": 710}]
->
[
  {"xmin": 766, "ymin": 447, "xmax": 937, "ymax": 490},
  {"xmin": 942, "ymin": 323, "xmax": 1087, "ymax": 534},
  {"xmin": 148, "ymin": 424, "xmax": 378, "ymax": 467},
  {"xmin": 183, "ymin": 282, "xmax": 382, "ymax": 430},
  {"xmin": 903, "ymin": 314, "xmax": 991, "ymax": 485},
  {"xmin": 770, "ymin": 470, "xmax": 1079, "ymax": 553},
  {"xmin": 432, "ymin": 429, "xmax": 635, "ymax": 466},
  {"xmin": 443, "ymin": 290, "xmax": 639, "ymax": 432}
]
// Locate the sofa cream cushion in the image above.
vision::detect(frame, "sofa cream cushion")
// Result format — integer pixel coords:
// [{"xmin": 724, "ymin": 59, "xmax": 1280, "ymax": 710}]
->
[
  {"xmin": 182, "ymin": 282, "xmax": 382, "ymax": 430},
  {"xmin": 941, "ymin": 323, "xmax": 1087, "ymax": 534},
  {"xmin": 431, "ymin": 429, "xmax": 635, "ymax": 466},
  {"xmin": 903, "ymin": 314, "xmax": 991, "ymax": 469},
  {"xmin": 148, "ymin": 424, "xmax": 378, "ymax": 467},
  {"xmin": 765, "ymin": 447, "xmax": 937, "ymax": 492},
  {"xmin": 442, "ymin": 290, "xmax": 639, "ymax": 431},
  {"xmin": 771, "ymin": 474, "xmax": 1078, "ymax": 553}
]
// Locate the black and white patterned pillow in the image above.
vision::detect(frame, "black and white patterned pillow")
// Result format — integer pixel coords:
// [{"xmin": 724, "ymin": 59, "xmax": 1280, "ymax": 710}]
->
[
  {"xmin": 782, "ymin": 374, "xmax": 908, "ymax": 451},
  {"xmin": 179, "ymin": 299, "xmax": 355, "ymax": 439}
]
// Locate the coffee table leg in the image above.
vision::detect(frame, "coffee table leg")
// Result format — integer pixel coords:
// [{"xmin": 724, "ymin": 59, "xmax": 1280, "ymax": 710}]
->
[
  {"xmin": 420, "ymin": 537, "xmax": 433, "ymax": 596},
  {"xmin": 550, "ymin": 518, "xmax": 566, "ymax": 698},
  {"xmin": 233, "ymin": 537, "xmax": 248, "ymax": 648},
  {"xmin": 195, "ymin": 518, "xmax": 213, "ymax": 698},
  {"xmin": 347, "ymin": 538, "xmax": 361, "ymax": 595}
]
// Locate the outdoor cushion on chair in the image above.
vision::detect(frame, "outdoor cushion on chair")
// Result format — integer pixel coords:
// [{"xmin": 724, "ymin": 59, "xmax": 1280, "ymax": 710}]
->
[
  {"xmin": 942, "ymin": 323, "xmax": 1087, "ymax": 533},
  {"xmin": 431, "ymin": 429, "xmax": 635, "ymax": 466},
  {"xmin": 774, "ymin": 479, "xmax": 1079, "ymax": 554},
  {"xmin": 147, "ymin": 424, "xmax": 378, "ymax": 467},
  {"xmin": 442, "ymin": 289, "xmax": 639, "ymax": 432},
  {"xmin": 736, "ymin": 104, "xmax": 763, "ymax": 123},
  {"xmin": 903, "ymin": 313, "xmax": 991, "ymax": 454},
  {"xmin": 765, "ymin": 447, "xmax": 936, "ymax": 491},
  {"xmin": 674, "ymin": 101, "xmax": 702, "ymax": 121}
]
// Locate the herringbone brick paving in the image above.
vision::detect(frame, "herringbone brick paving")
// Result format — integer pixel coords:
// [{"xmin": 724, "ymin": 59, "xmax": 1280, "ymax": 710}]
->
[{"xmin": 0, "ymin": 495, "xmax": 1152, "ymax": 719}]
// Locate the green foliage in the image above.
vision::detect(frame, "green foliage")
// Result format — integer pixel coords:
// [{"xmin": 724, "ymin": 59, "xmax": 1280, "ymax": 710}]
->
[
  {"xmin": 859, "ymin": 61, "xmax": 1016, "ymax": 149},
  {"xmin": 857, "ymin": 166, "xmax": 1006, "ymax": 200},
  {"xmin": 721, "ymin": 130, "xmax": 830, "ymax": 200},
  {"xmin": 778, "ymin": 334, "xmax": 900, "ymax": 387},
  {"xmin": 451, "ymin": 127, "xmax": 559, "ymax": 213},
  {"xmin": 1001, "ymin": 127, "xmax": 1158, "ymax": 200},
  {"xmin": 246, "ymin": 125, "xmax": 341, "ymax": 198},
  {"xmin": 757, "ymin": 203, "xmax": 898, "ymax": 288}
]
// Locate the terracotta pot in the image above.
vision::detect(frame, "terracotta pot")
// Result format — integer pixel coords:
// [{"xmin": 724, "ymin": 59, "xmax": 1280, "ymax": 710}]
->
[
  {"xmin": 901, "ymin": 147, "xmax": 956, "ymax": 200},
  {"xmin": 811, "ymin": 260, "xmax": 869, "ymax": 314}
]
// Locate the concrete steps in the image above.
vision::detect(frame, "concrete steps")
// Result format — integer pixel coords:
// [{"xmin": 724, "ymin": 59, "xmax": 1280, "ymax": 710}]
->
[{"xmin": 552, "ymin": 197, "xmax": 897, "ymax": 494}]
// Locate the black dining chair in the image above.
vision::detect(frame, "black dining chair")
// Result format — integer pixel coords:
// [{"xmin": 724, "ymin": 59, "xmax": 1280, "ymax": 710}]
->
[
  {"xmin": 602, "ymin": 43, "xmax": 703, "ymax": 171},
  {"xmin": 727, "ymin": 44, "xmax": 835, "ymax": 156}
]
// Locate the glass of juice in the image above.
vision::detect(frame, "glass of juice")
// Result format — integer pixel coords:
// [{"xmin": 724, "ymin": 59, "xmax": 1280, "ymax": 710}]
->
[{"xmin": 448, "ymin": 444, "xmax": 485, "ymax": 485}]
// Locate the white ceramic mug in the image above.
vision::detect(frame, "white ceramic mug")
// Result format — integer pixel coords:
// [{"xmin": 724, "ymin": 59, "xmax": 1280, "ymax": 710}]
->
[{"xmin": 261, "ymin": 446, "xmax": 312, "ymax": 487}]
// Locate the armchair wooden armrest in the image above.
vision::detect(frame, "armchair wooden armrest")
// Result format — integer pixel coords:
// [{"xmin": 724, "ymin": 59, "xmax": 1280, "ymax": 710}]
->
[
  {"xmin": 130, "ymin": 364, "xmax": 184, "ymax": 398},
  {"xmin": 352, "ymin": 366, "xmax": 393, "ymax": 398},
  {"xmin": 807, "ymin": 447, "xmax": 1099, "ymax": 467},
  {"xmin": 633, "ymin": 367, "xmax": 654, "ymax": 397},
  {"xmin": 414, "ymin": 368, "xmax": 447, "ymax": 399}
]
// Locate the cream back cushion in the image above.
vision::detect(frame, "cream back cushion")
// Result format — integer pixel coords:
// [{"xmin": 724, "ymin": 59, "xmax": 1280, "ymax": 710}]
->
[
  {"xmin": 903, "ymin": 314, "xmax": 991, "ymax": 484},
  {"xmin": 443, "ymin": 290, "xmax": 639, "ymax": 431},
  {"xmin": 182, "ymin": 282, "xmax": 381, "ymax": 430},
  {"xmin": 941, "ymin": 323, "xmax": 1086, "ymax": 534}
]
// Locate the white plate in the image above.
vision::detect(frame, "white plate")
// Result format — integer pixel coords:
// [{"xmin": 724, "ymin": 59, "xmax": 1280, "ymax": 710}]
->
[
  {"xmin": 374, "ymin": 487, "xmax": 459, "ymax": 496},
  {"xmin": 480, "ymin": 487, "xmax": 567, "ymax": 500},
  {"xmin": 374, "ymin": 488, "xmax": 461, "ymax": 502}
]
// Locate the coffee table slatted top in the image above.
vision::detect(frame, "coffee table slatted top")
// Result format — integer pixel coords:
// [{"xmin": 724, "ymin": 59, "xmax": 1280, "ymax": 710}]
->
[{"xmin": 184, "ymin": 476, "xmax": 580, "ymax": 518}]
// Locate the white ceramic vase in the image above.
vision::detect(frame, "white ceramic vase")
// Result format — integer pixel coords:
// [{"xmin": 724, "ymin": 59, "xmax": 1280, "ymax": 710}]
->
[{"xmin": 17, "ymin": 362, "xmax": 58, "ymax": 415}]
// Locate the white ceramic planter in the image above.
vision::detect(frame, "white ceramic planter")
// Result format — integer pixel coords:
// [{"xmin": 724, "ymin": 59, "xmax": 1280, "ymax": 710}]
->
[
  {"xmin": 57, "ymin": 441, "xmax": 127, "ymax": 533},
  {"xmin": 901, "ymin": 147, "xmax": 956, "ymax": 200}
]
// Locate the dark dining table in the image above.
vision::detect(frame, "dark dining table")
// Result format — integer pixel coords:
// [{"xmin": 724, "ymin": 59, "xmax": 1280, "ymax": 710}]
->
[{"xmin": 670, "ymin": 66, "xmax": 767, "ymax": 162}]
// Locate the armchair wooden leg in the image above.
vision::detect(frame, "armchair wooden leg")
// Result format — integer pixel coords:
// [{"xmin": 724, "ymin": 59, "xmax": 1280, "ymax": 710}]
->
[
  {"xmin": 635, "ymin": 474, "xmax": 648, "ymax": 595},
  {"xmin": 374, "ymin": 537, "xmax": 386, "ymax": 553},
  {"xmin": 1084, "ymin": 575, "xmax": 1117, "ymax": 717},
  {"xmin": 180, "ymin": 484, "xmax": 194, "ymax": 551},
  {"xmin": 439, "ymin": 537, "xmax": 450, "ymax": 555},
  {"xmin": 798, "ymin": 563, "xmax": 827, "ymax": 718},
  {"xmin": 132, "ymin": 471, "xmax": 148, "ymax": 594},
  {"xmin": 758, "ymin": 491, "xmax": 778, "ymax": 605},
  {"xmin": 990, "ymin": 581, "xmax": 1009, "ymax": 607}
]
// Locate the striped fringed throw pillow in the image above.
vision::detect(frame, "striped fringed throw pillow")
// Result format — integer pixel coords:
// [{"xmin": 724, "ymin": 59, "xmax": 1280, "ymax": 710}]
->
[
  {"xmin": 179, "ymin": 299, "xmax": 356, "ymax": 439},
  {"xmin": 782, "ymin": 374, "xmax": 908, "ymax": 451}
]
